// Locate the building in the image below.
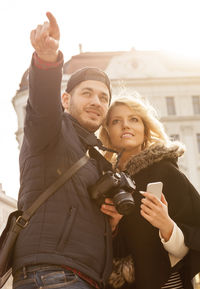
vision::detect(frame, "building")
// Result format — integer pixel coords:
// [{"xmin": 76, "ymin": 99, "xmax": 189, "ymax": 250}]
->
[
  {"xmin": 0, "ymin": 183, "xmax": 17, "ymax": 234},
  {"xmin": 0, "ymin": 184, "xmax": 17, "ymax": 289},
  {"xmin": 12, "ymin": 49, "xmax": 200, "ymax": 192}
]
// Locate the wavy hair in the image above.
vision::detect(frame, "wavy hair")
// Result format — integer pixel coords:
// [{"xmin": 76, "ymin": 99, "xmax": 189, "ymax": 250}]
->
[{"xmin": 99, "ymin": 95, "xmax": 173, "ymax": 161}]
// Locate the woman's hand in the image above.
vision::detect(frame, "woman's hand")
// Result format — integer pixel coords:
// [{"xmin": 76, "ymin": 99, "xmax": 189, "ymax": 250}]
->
[
  {"xmin": 140, "ymin": 192, "xmax": 174, "ymax": 241},
  {"xmin": 101, "ymin": 198, "xmax": 123, "ymax": 232}
]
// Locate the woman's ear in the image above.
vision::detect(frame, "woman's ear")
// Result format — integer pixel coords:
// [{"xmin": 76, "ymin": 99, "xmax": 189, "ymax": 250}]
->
[{"xmin": 61, "ymin": 92, "xmax": 71, "ymax": 112}]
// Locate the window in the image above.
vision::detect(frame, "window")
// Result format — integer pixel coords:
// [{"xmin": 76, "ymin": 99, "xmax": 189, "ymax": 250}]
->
[
  {"xmin": 197, "ymin": 134, "xmax": 200, "ymax": 153},
  {"xmin": 192, "ymin": 96, "xmax": 200, "ymax": 114},
  {"xmin": 170, "ymin": 134, "xmax": 180, "ymax": 141},
  {"xmin": 166, "ymin": 97, "xmax": 176, "ymax": 115}
]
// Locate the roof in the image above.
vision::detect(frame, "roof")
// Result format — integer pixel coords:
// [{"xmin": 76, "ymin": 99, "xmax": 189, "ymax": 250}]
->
[
  {"xmin": 19, "ymin": 51, "xmax": 124, "ymax": 91},
  {"xmin": 63, "ymin": 51, "xmax": 124, "ymax": 74}
]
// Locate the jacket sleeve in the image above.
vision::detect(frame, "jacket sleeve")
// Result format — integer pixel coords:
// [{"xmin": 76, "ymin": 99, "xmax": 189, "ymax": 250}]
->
[
  {"xmin": 23, "ymin": 53, "xmax": 64, "ymax": 152},
  {"xmin": 162, "ymin": 162, "xmax": 200, "ymax": 250},
  {"xmin": 161, "ymin": 161, "xmax": 200, "ymax": 278}
]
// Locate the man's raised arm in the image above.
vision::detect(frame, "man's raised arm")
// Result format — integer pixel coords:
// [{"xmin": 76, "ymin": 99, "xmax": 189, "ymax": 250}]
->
[{"xmin": 24, "ymin": 12, "xmax": 63, "ymax": 152}]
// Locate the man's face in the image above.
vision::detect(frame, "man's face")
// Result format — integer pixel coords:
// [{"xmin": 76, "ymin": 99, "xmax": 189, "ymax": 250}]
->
[{"xmin": 63, "ymin": 80, "xmax": 110, "ymax": 132}]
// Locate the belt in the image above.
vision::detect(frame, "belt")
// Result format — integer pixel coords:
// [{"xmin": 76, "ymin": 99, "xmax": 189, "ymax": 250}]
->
[
  {"xmin": 14, "ymin": 264, "xmax": 100, "ymax": 289},
  {"xmin": 14, "ymin": 264, "xmax": 62, "ymax": 277},
  {"xmin": 63, "ymin": 265, "xmax": 100, "ymax": 289}
]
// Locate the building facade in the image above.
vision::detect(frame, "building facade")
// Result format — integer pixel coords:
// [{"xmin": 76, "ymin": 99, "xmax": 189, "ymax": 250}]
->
[{"xmin": 0, "ymin": 184, "xmax": 17, "ymax": 289}]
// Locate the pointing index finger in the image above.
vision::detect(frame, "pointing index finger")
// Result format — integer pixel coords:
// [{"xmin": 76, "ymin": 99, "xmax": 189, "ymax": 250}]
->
[
  {"xmin": 46, "ymin": 12, "xmax": 58, "ymax": 28},
  {"xmin": 46, "ymin": 11, "xmax": 60, "ymax": 40}
]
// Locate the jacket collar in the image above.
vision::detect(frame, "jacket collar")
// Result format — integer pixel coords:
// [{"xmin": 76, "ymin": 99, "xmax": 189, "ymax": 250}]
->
[{"xmin": 125, "ymin": 143, "xmax": 184, "ymax": 176}]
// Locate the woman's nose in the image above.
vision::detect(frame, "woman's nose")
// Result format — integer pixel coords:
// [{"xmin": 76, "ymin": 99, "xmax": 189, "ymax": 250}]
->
[{"xmin": 122, "ymin": 119, "xmax": 130, "ymax": 129}]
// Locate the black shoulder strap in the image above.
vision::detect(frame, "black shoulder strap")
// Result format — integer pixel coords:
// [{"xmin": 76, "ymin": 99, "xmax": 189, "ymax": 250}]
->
[
  {"xmin": 15, "ymin": 154, "xmax": 89, "ymax": 229},
  {"xmin": 88, "ymin": 147, "xmax": 113, "ymax": 172}
]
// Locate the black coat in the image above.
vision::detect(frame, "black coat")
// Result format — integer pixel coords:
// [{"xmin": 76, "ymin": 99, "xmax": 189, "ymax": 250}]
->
[
  {"xmin": 114, "ymin": 144, "xmax": 200, "ymax": 289},
  {"xmin": 12, "ymin": 56, "xmax": 113, "ymax": 287}
]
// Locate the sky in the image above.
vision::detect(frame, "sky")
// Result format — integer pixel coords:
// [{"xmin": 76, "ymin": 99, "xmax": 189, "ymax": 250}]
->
[{"xmin": 1, "ymin": 0, "xmax": 200, "ymax": 200}]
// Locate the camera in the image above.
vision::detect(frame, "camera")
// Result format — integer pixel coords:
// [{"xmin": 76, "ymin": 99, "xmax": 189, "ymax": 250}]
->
[{"xmin": 88, "ymin": 171, "xmax": 135, "ymax": 215}]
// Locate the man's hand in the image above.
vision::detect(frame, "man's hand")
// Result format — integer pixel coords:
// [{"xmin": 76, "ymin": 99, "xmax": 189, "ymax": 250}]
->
[
  {"xmin": 30, "ymin": 12, "xmax": 60, "ymax": 62},
  {"xmin": 101, "ymin": 198, "xmax": 123, "ymax": 232}
]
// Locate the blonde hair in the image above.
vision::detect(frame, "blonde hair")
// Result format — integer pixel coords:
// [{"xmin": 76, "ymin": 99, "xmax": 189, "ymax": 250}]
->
[{"xmin": 99, "ymin": 95, "xmax": 170, "ymax": 161}]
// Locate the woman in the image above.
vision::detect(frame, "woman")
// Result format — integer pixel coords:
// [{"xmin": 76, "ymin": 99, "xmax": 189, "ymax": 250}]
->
[{"xmin": 99, "ymin": 96, "xmax": 200, "ymax": 289}]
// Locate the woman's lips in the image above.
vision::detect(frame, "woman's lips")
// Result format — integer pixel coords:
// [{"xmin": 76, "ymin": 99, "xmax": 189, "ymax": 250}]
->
[{"xmin": 121, "ymin": 133, "xmax": 134, "ymax": 138}]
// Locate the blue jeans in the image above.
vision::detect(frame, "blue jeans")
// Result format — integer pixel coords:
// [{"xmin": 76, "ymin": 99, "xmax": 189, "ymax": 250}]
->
[{"xmin": 13, "ymin": 265, "xmax": 93, "ymax": 289}]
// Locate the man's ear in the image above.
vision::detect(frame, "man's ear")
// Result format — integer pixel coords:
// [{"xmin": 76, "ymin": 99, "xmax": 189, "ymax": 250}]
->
[{"xmin": 61, "ymin": 92, "xmax": 71, "ymax": 112}]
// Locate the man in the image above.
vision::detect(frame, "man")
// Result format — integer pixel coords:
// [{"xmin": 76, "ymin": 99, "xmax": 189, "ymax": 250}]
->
[{"xmin": 12, "ymin": 12, "xmax": 113, "ymax": 289}]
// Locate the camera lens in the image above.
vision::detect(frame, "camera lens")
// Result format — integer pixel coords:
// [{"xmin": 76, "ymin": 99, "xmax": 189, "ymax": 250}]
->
[{"xmin": 113, "ymin": 190, "xmax": 135, "ymax": 215}]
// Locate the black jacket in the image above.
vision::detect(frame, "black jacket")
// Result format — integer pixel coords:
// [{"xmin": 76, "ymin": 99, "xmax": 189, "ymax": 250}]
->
[
  {"xmin": 114, "ymin": 144, "xmax": 200, "ymax": 289},
  {"xmin": 12, "ymin": 57, "xmax": 113, "ymax": 287}
]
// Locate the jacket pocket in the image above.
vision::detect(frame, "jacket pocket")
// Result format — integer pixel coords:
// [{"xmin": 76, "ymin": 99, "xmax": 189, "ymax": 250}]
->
[{"xmin": 56, "ymin": 206, "xmax": 77, "ymax": 252}]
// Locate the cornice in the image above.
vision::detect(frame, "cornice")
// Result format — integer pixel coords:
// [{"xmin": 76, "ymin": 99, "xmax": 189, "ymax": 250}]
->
[
  {"xmin": 161, "ymin": 115, "xmax": 200, "ymax": 122},
  {"xmin": 111, "ymin": 76, "xmax": 200, "ymax": 86}
]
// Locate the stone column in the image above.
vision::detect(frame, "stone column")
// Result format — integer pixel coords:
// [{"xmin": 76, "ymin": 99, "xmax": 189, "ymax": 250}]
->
[{"xmin": 180, "ymin": 125, "xmax": 199, "ymax": 190}]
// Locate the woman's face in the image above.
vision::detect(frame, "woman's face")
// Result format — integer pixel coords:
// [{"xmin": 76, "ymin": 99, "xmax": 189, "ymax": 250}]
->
[{"xmin": 107, "ymin": 104, "xmax": 145, "ymax": 155}]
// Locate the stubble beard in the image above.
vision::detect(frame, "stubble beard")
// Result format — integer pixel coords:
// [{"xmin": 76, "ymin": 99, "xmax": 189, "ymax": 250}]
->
[{"xmin": 69, "ymin": 105, "xmax": 101, "ymax": 132}]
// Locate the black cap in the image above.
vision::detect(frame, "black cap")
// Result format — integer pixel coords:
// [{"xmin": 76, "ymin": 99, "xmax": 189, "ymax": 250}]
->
[{"xmin": 65, "ymin": 67, "xmax": 111, "ymax": 101}]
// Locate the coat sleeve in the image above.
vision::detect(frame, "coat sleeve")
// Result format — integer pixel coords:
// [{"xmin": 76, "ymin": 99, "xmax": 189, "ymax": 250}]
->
[
  {"xmin": 160, "ymin": 161, "xmax": 200, "ymax": 278},
  {"xmin": 23, "ymin": 54, "xmax": 64, "ymax": 152}
]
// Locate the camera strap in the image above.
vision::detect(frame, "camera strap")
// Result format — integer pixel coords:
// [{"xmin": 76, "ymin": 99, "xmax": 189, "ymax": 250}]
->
[
  {"xmin": 69, "ymin": 115, "xmax": 114, "ymax": 150},
  {"xmin": 88, "ymin": 146, "xmax": 113, "ymax": 172},
  {"xmin": 114, "ymin": 148, "xmax": 125, "ymax": 170},
  {"xmin": 69, "ymin": 115, "xmax": 117, "ymax": 167}
]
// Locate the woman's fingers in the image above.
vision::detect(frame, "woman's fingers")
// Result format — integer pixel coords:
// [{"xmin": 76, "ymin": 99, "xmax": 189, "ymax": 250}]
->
[
  {"xmin": 141, "ymin": 192, "xmax": 162, "ymax": 211},
  {"xmin": 161, "ymin": 193, "xmax": 168, "ymax": 205},
  {"xmin": 141, "ymin": 191, "xmax": 162, "ymax": 204},
  {"xmin": 140, "ymin": 191, "xmax": 171, "ymax": 231}
]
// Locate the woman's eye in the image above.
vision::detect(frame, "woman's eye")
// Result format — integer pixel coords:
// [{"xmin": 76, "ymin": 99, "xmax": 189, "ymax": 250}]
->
[
  {"xmin": 112, "ymin": 119, "xmax": 120, "ymax": 125},
  {"xmin": 130, "ymin": 117, "xmax": 138, "ymax": 122}
]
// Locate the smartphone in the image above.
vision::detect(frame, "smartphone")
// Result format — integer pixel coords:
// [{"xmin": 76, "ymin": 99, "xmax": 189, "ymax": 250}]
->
[{"xmin": 146, "ymin": 182, "xmax": 163, "ymax": 200}]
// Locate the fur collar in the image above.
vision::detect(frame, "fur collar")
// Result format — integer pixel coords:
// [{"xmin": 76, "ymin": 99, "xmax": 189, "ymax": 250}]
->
[{"xmin": 125, "ymin": 143, "xmax": 184, "ymax": 177}]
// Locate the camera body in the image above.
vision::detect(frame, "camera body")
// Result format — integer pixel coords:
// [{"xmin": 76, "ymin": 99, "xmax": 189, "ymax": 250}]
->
[{"xmin": 88, "ymin": 171, "xmax": 135, "ymax": 215}]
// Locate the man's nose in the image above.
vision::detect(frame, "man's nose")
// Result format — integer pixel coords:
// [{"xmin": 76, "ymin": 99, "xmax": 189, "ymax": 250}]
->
[{"xmin": 91, "ymin": 94, "xmax": 101, "ymax": 106}]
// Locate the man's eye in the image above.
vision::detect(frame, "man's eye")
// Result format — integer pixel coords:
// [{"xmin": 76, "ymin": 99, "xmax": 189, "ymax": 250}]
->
[
  {"xmin": 83, "ymin": 91, "xmax": 91, "ymax": 96},
  {"xmin": 100, "ymin": 95, "xmax": 109, "ymax": 103}
]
